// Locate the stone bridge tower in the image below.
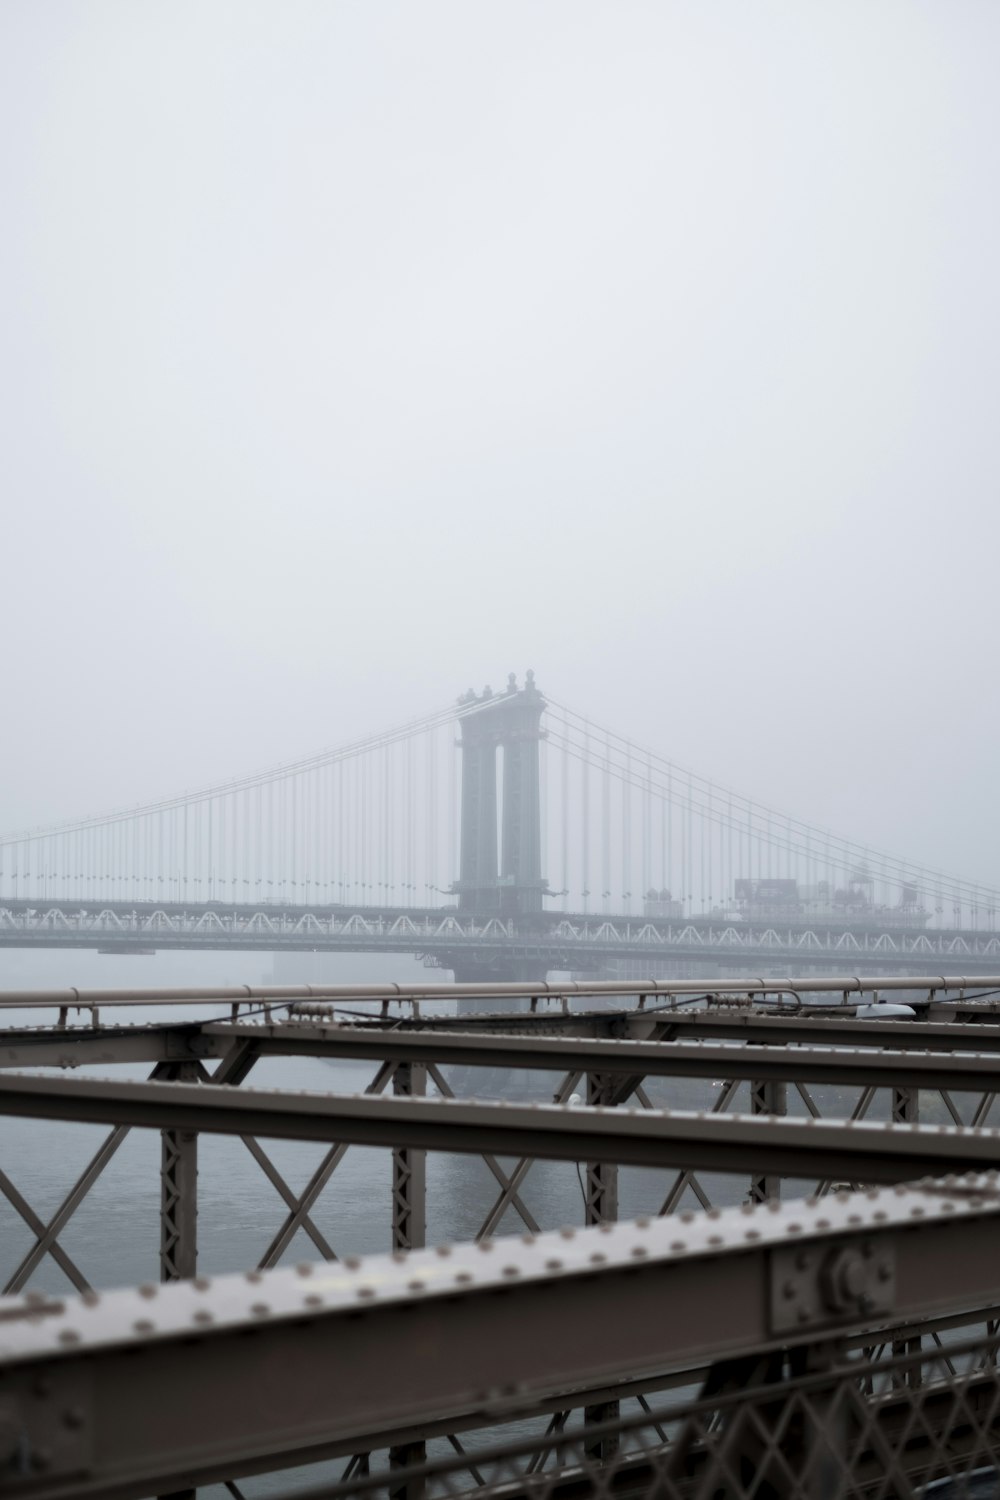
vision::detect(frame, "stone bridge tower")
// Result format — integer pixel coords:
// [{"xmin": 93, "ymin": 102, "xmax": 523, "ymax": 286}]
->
[{"xmin": 453, "ymin": 670, "xmax": 548, "ymax": 923}]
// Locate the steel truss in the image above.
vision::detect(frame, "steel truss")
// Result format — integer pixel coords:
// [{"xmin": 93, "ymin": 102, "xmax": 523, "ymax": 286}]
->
[
  {"xmin": 4, "ymin": 1182, "xmax": 1000, "ymax": 1498},
  {"xmin": 5, "ymin": 899, "xmax": 1000, "ymax": 970},
  {"xmin": 6, "ymin": 979, "xmax": 1000, "ymax": 1495}
]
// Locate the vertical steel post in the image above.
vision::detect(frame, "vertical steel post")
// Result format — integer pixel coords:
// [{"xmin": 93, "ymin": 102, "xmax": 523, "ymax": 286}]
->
[
  {"xmin": 390, "ymin": 1062, "xmax": 427, "ymax": 1498},
  {"xmin": 391, "ymin": 1062, "xmax": 427, "ymax": 1252},
  {"xmin": 160, "ymin": 1063, "xmax": 199, "ymax": 1283},
  {"xmin": 748, "ymin": 1078, "xmax": 787, "ymax": 1204},
  {"xmin": 890, "ymin": 1087, "xmax": 921, "ymax": 1384},
  {"xmin": 584, "ymin": 1071, "xmax": 619, "ymax": 1462},
  {"xmin": 584, "ymin": 1072, "xmax": 619, "ymax": 1226},
  {"xmin": 891, "ymin": 1085, "xmax": 919, "ymax": 1125}
]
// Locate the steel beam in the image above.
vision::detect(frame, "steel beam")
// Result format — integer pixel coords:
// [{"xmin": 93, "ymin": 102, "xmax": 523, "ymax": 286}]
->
[
  {"xmin": 3, "ymin": 1183, "xmax": 1000, "ymax": 1500},
  {"xmin": 14, "ymin": 1013, "xmax": 1000, "ymax": 1094},
  {"xmin": 0, "ymin": 1027, "xmax": 220, "ymax": 1071},
  {"xmin": 644, "ymin": 1010, "xmax": 1000, "ymax": 1054},
  {"xmin": 203, "ymin": 1018, "xmax": 1000, "ymax": 1085},
  {"xmin": 6, "ymin": 1072, "xmax": 1000, "ymax": 1183}
]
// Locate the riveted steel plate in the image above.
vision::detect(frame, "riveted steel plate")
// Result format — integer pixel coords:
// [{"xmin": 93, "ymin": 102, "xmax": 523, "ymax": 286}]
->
[
  {"xmin": 769, "ymin": 1238, "xmax": 895, "ymax": 1336},
  {"xmin": 0, "ymin": 1365, "xmax": 93, "ymax": 1482}
]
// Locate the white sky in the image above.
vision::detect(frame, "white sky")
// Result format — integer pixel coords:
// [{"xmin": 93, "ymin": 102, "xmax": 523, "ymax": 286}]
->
[{"xmin": 2, "ymin": 1, "xmax": 998, "ymax": 888}]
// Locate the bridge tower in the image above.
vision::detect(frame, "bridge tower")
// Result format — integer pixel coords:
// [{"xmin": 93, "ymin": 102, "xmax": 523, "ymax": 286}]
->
[{"xmin": 449, "ymin": 672, "xmax": 549, "ymax": 982}]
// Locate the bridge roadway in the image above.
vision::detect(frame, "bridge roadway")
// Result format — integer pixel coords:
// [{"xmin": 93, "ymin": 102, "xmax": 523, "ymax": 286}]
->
[{"xmin": 2, "ymin": 896, "xmax": 999, "ymax": 975}]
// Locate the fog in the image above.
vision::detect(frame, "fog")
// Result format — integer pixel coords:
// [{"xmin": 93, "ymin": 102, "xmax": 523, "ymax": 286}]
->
[{"xmin": 3, "ymin": 1, "xmax": 999, "ymax": 975}]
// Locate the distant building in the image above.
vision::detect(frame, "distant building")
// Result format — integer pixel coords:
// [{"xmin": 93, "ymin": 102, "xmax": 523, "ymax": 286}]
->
[{"xmin": 643, "ymin": 888, "xmax": 684, "ymax": 919}]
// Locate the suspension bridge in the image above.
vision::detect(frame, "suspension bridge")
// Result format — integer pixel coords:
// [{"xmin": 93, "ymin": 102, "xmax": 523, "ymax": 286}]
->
[{"xmin": 2, "ymin": 672, "xmax": 998, "ymax": 978}]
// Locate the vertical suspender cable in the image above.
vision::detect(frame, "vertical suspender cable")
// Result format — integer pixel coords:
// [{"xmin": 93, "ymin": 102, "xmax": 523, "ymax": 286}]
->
[
  {"xmin": 581, "ymin": 720, "xmax": 589, "ymax": 913},
  {"xmin": 601, "ymin": 734, "xmax": 611, "ymax": 913}
]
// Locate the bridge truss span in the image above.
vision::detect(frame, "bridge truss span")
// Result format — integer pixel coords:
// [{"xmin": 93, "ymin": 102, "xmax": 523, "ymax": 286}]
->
[{"xmin": 3, "ymin": 898, "xmax": 1000, "ymax": 973}]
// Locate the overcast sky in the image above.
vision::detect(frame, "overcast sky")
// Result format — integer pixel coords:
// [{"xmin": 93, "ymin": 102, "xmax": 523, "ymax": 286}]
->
[{"xmin": 3, "ymin": 1, "xmax": 998, "ymax": 891}]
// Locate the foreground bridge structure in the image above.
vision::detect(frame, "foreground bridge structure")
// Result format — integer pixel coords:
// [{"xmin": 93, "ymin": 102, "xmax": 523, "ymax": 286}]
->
[
  {"xmin": 5, "ymin": 974, "xmax": 1000, "ymax": 1496},
  {"xmin": 2, "ymin": 673, "xmax": 999, "ymax": 978}
]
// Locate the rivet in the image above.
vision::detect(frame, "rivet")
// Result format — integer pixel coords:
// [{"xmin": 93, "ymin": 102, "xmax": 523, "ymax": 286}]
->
[
  {"xmin": 408, "ymin": 1279, "xmax": 425, "ymax": 1292},
  {"xmin": 786, "ymin": 1224, "xmax": 801, "ymax": 1234},
  {"xmin": 357, "ymin": 1287, "xmax": 376, "ymax": 1299},
  {"xmin": 589, "ymin": 1253, "xmax": 607, "ymax": 1265},
  {"xmin": 519, "ymin": 1235, "xmax": 535, "ymax": 1246},
  {"xmin": 670, "ymin": 1240, "xmax": 686, "ymax": 1252},
  {"xmin": 246, "ymin": 1271, "xmax": 263, "ymax": 1284},
  {"xmin": 194, "ymin": 1310, "xmax": 213, "ymax": 1325},
  {"xmin": 305, "ymin": 1293, "xmax": 323, "ymax": 1307},
  {"xmin": 132, "ymin": 1320, "xmax": 154, "ymax": 1334},
  {"xmin": 635, "ymin": 1216, "xmax": 650, "ymax": 1229},
  {"xmin": 745, "ymin": 1230, "xmax": 760, "ymax": 1240},
  {"xmin": 343, "ymin": 1256, "xmax": 361, "ymax": 1270},
  {"xmin": 194, "ymin": 1276, "xmax": 211, "ymax": 1291},
  {"xmin": 58, "ymin": 1330, "xmax": 80, "ymax": 1346},
  {"xmin": 679, "ymin": 1212, "xmax": 695, "ymax": 1224},
  {"xmin": 545, "ymin": 1259, "xmax": 563, "ymax": 1271},
  {"xmin": 251, "ymin": 1303, "xmax": 270, "ymax": 1316},
  {"xmin": 631, "ymin": 1246, "xmax": 648, "ymax": 1258},
  {"xmin": 559, "ymin": 1228, "xmax": 575, "ymax": 1239},
  {"xmin": 391, "ymin": 1251, "xmax": 406, "ymax": 1264},
  {"xmin": 295, "ymin": 1264, "xmax": 313, "ymax": 1278}
]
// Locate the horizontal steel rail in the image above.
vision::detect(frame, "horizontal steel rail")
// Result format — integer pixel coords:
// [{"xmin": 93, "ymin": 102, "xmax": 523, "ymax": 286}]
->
[
  {"xmin": 203, "ymin": 1019, "xmax": 1000, "ymax": 1093},
  {"xmin": 8, "ymin": 1012, "xmax": 1000, "ymax": 1094},
  {"xmin": 3, "ymin": 1181, "xmax": 1000, "ymax": 1500},
  {"xmin": 4, "ymin": 1071, "xmax": 1000, "ymax": 1180},
  {"xmin": 0, "ymin": 973, "xmax": 998, "ymax": 1009}
]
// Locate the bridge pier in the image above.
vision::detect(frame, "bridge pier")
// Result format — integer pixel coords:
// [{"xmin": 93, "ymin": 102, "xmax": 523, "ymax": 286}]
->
[{"xmin": 441, "ymin": 953, "xmax": 551, "ymax": 1011}]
